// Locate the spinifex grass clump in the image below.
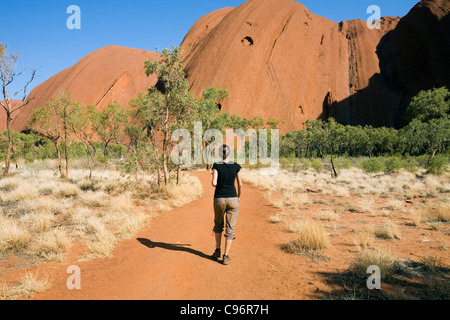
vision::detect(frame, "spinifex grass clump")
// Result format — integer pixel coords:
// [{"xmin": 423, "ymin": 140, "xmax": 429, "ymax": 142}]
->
[{"xmin": 284, "ymin": 220, "xmax": 329, "ymax": 261}]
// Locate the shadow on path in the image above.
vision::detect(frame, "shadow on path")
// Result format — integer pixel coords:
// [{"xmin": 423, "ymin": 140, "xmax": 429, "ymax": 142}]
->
[{"xmin": 137, "ymin": 238, "xmax": 218, "ymax": 263}]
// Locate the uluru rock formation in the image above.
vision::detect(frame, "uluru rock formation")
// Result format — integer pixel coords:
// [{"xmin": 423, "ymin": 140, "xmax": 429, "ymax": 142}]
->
[
  {"xmin": 181, "ymin": 0, "xmax": 449, "ymax": 131},
  {"xmin": 2, "ymin": 0, "xmax": 449, "ymax": 133},
  {"xmin": 1, "ymin": 45, "xmax": 160, "ymax": 131},
  {"xmin": 180, "ymin": 0, "xmax": 401, "ymax": 131}
]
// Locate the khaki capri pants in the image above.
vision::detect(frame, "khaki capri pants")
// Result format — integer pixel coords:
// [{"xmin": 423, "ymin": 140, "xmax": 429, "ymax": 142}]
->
[{"xmin": 213, "ymin": 197, "xmax": 239, "ymax": 240}]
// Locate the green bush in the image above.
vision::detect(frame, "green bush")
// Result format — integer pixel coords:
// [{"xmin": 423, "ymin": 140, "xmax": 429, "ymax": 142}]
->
[
  {"xmin": 415, "ymin": 154, "xmax": 429, "ymax": 167},
  {"xmin": 426, "ymin": 155, "xmax": 448, "ymax": 175},
  {"xmin": 279, "ymin": 158, "xmax": 291, "ymax": 168},
  {"xmin": 335, "ymin": 157, "xmax": 352, "ymax": 170},
  {"xmin": 360, "ymin": 158, "xmax": 385, "ymax": 173},
  {"xmin": 384, "ymin": 157, "xmax": 403, "ymax": 173},
  {"xmin": 402, "ymin": 157, "xmax": 419, "ymax": 173},
  {"xmin": 311, "ymin": 158, "xmax": 323, "ymax": 172},
  {"xmin": 301, "ymin": 158, "xmax": 311, "ymax": 170}
]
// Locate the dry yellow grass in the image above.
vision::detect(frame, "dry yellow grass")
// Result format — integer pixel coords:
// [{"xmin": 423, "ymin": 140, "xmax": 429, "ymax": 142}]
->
[
  {"xmin": 408, "ymin": 209, "xmax": 422, "ymax": 227},
  {"xmin": 269, "ymin": 214, "xmax": 284, "ymax": 224},
  {"xmin": 285, "ymin": 219, "xmax": 330, "ymax": 252},
  {"xmin": 384, "ymin": 198, "xmax": 405, "ymax": 211},
  {"xmin": 0, "ymin": 183, "xmax": 39, "ymax": 203},
  {"xmin": 375, "ymin": 221, "xmax": 402, "ymax": 240},
  {"xmin": 31, "ymin": 229, "xmax": 70, "ymax": 262},
  {"xmin": 0, "ymin": 161, "xmax": 202, "ymax": 264},
  {"xmin": 0, "ymin": 214, "xmax": 31, "ymax": 254},
  {"xmin": 56, "ymin": 182, "xmax": 80, "ymax": 198},
  {"xmin": 0, "ymin": 272, "xmax": 50, "ymax": 300},
  {"xmin": 422, "ymin": 203, "xmax": 450, "ymax": 223},
  {"xmin": 352, "ymin": 225, "xmax": 375, "ymax": 249},
  {"xmin": 242, "ymin": 167, "xmax": 449, "ymax": 201},
  {"xmin": 316, "ymin": 210, "xmax": 340, "ymax": 221},
  {"xmin": 350, "ymin": 248, "xmax": 398, "ymax": 279},
  {"xmin": 163, "ymin": 175, "xmax": 203, "ymax": 207}
]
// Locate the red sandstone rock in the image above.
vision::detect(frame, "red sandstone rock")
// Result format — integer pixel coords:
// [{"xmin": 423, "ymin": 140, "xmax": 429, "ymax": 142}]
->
[
  {"xmin": 1, "ymin": 45, "xmax": 160, "ymax": 131},
  {"xmin": 180, "ymin": 0, "xmax": 403, "ymax": 132}
]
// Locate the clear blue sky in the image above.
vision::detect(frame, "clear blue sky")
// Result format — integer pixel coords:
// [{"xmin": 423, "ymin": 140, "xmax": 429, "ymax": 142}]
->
[{"xmin": 0, "ymin": 0, "xmax": 419, "ymax": 96}]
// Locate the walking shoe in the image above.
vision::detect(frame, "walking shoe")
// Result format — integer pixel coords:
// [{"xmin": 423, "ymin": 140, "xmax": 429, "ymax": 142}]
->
[
  {"xmin": 212, "ymin": 248, "xmax": 221, "ymax": 260},
  {"xmin": 222, "ymin": 255, "xmax": 231, "ymax": 265}
]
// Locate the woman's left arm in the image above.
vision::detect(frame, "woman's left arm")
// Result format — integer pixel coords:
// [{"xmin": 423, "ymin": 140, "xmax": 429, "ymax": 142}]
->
[{"xmin": 212, "ymin": 169, "xmax": 218, "ymax": 187}]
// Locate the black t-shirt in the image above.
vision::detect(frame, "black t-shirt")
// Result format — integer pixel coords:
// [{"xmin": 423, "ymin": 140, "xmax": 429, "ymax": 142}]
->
[{"xmin": 212, "ymin": 162, "xmax": 241, "ymax": 198}]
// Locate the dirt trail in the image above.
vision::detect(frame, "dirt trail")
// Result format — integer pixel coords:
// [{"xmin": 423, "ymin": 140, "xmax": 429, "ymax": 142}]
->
[{"xmin": 32, "ymin": 171, "xmax": 330, "ymax": 300}]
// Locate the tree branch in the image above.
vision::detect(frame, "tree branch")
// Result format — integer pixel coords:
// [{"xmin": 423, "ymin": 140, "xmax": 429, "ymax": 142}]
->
[{"xmin": 22, "ymin": 69, "xmax": 36, "ymax": 101}]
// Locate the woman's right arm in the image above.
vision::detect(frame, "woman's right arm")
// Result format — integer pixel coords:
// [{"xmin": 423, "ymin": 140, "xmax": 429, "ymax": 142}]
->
[{"xmin": 236, "ymin": 172, "xmax": 242, "ymax": 200}]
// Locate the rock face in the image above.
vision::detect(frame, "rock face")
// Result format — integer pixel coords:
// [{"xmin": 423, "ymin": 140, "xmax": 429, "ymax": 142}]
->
[
  {"xmin": 180, "ymin": 0, "xmax": 449, "ymax": 131},
  {"xmin": 2, "ymin": 45, "xmax": 160, "ymax": 131}
]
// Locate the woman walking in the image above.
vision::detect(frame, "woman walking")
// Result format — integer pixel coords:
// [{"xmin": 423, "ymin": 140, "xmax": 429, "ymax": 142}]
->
[{"xmin": 211, "ymin": 144, "xmax": 242, "ymax": 265}]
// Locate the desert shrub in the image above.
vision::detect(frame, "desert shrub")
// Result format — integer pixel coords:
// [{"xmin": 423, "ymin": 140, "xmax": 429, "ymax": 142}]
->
[
  {"xmin": 402, "ymin": 157, "xmax": 419, "ymax": 173},
  {"xmin": 311, "ymin": 158, "xmax": 323, "ymax": 172},
  {"xmin": 338, "ymin": 158, "xmax": 353, "ymax": 169},
  {"xmin": 384, "ymin": 157, "xmax": 403, "ymax": 173},
  {"xmin": 416, "ymin": 154, "xmax": 429, "ymax": 167},
  {"xmin": 279, "ymin": 158, "xmax": 290, "ymax": 168},
  {"xmin": 301, "ymin": 158, "xmax": 311, "ymax": 169},
  {"xmin": 360, "ymin": 158, "xmax": 385, "ymax": 173},
  {"xmin": 426, "ymin": 155, "xmax": 448, "ymax": 175}
]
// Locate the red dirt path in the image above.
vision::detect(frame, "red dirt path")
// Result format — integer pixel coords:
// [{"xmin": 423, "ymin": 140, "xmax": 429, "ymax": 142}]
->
[{"xmin": 30, "ymin": 171, "xmax": 334, "ymax": 300}]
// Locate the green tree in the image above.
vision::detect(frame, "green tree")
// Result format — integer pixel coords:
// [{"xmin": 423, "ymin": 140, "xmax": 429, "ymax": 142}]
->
[
  {"xmin": 401, "ymin": 87, "xmax": 449, "ymax": 162},
  {"xmin": 29, "ymin": 105, "xmax": 64, "ymax": 176},
  {"xmin": 144, "ymin": 47, "xmax": 197, "ymax": 185},
  {"xmin": 44, "ymin": 90, "xmax": 77, "ymax": 178},
  {"xmin": 91, "ymin": 102, "xmax": 129, "ymax": 158},
  {"xmin": 404, "ymin": 87, "xmax": 450, "ymax": 124},
  {"xmin": 70, "ymin": 103, "xmax": 98, "ymax": 180},
  {"xmin": 130, "ymin": 91, "xmax": 163, "ymax": 186}
]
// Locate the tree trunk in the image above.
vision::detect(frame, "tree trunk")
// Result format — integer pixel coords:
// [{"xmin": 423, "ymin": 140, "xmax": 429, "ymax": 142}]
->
[
  {"xmin": 87, "ymin": 143, "xmax": 96, "ymax": 180},
  {"xmin": 103, "ymin": 141, "xmax": 110, "ymax": 158},
  {"xmin": 154, "ymin": 148, "xmax": 161, "ymax": 187},
  {"xmin": 63, "ymin": 140, "xmax": 69, "ymax": 178},
  {"xmin": 54, "ymin": 139, "xmax": 64, "ymax": 178},
  {"xmin": 176, "ymin": 164, "xmax": 181, "ymax": 185},
  {"xmin": 63, "ymin": 116, "xmax": 69, "ymax": 178},
  {"xmin": 4, "ymin": 113, "xmax": 12, "ymax": 175},
  {"xmin": 149, "ymin": 130, "xmax": 161, "ymax": 188},
  {"xmin": 428, "ymin": 149, "xmax": 438, "ymax": 164},
  {"xmin": 330, "ymin": 152, "xmax": 338, "ymax": 178},
  {"xmin": 162, "ymin": 106, "xmax": 169, "ymax": 186},
  {"xmin": 162, "ymin": 151, "xmax": 169, "ymax": 186}
]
